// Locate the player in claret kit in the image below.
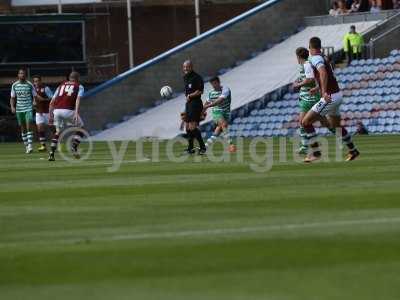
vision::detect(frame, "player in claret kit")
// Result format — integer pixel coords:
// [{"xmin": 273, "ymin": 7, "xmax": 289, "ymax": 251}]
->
[
  {"xmin": 302, "ymin": 37, "xmax": 360, "ymax": 162},
  {"xmin": 48, "ymin": 71, "xmax": 85, "ymax": 161},
  {"xmin": 32, "ymin": 75, "xmax": 53, "ymax": 152}
]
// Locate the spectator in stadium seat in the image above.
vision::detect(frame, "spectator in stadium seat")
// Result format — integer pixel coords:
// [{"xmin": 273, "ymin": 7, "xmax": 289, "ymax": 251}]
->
[
  {"xmin": 343, "ymin": 25, "xmax": 364, "ymax": 65},
  {"xmin": 381, "ymin": 0, "xmax": 393, "ymax": 9},
  {"xmin": 338, "ymin": 0, "xmax": 351, "ymax": 14},
  {"xmin": 351, "ymin": 0, "xmax": 361, "ymax": 11},
  {"xmin": 358, "ymin": 0, "xmax": 371, "ymax": 11},
  {"xmin": 329, "ymin": 1, "xmax": 340, "ymax": 16},
  {"xmin": 370, "ymin": 0, "xmax": 382, "ymax": 12},
  {"xmin": 394, "ymin": 0, "xmax": 400, "ymax": 9},
  {"xmin": 346, "ymin": 0, "xmax": 354, "ymax": 9}
]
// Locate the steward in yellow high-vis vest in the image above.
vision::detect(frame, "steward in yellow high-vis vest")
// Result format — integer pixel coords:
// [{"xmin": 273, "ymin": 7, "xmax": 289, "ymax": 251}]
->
[{"xmin": 343, "ymin": 25, "xmax": 364, "ymax": 64}]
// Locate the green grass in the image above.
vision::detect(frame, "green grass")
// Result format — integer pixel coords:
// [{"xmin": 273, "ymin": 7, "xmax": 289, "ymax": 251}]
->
[{"xmin": 0, "ymin": 135, "xmax": 400, "ymax": 300}]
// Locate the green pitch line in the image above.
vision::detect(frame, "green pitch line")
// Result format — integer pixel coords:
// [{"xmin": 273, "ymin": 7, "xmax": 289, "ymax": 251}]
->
[{"xmin": 0, "ymin": 135, "xmax": 399, "ymax": 300}]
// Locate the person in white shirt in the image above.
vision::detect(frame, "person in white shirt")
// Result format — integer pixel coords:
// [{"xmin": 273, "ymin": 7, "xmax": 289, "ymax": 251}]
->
[
  {"xmin": 370, "ymin": 0, "xmax": 382, "ymax": 12},
  {"xmin": 351, "ymin": 0, "xmax": 361, "ymax": 12},
  {"xmin": 329, "ymin": 1, "xmax": 340, "ymax": 16}
]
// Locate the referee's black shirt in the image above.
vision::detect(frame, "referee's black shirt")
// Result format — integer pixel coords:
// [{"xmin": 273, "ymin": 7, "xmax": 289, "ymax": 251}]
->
[{"xmin": 184, "ymin": 71, "xmax": 204, "ymax": 100}]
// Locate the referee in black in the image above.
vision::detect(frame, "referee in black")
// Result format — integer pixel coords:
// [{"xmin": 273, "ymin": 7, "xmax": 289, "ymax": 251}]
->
[{"xmin": 183, "ymin": 60, "xmax": 206, "ymax": 154}]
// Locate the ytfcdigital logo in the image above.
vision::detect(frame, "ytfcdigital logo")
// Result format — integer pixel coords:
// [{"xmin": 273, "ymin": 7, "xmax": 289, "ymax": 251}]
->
[{"xmin": 57, "ymin": 127, "xmax": 346, "ymax": 173}]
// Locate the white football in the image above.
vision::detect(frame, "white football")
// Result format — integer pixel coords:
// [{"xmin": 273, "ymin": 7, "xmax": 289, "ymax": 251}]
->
[{"xmin": 160, "ymin": 86, "xmax": 173, "ymax": 99}]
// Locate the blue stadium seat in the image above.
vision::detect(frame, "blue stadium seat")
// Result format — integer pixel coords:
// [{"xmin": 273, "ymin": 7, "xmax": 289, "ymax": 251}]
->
[
  {"xmin": 373, "ymin": 58, "xmax": 382, "ymax": 65},
  {"xmin": 391, "ymin": 82, "xmax": 399, "ymax": 90},
  {"xmin": 257, "ymin": 129, "xmax": 265, "ymax": 136},
  {"xmin": 384, "ymin": 88, "xmax": 392, "ymax": 95},
  {"xmin": 377, "ymin": 125, "xmax": 385, "ymax": 133},
  {"xmin": 359, "ymin": 59, "xmax": 367, "ymax": 65},
  {"xmin": 228, "ymin": 50, "xmax": 400, "ymax": 137},
  {"xmin": 250, "ymin": 110, "xmax": 258, "ymax": 116},
  {"xmin": 365, "ymin": 58, "xmax": 374, "ymax": 65},
  {"xmin": 376, "ymin": 88, "xmax": 384, "ymax": 95}
]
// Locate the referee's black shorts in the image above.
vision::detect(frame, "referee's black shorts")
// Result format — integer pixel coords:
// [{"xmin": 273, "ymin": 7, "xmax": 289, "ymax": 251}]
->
[{"xmin": 185, "ymin": 98, "xmax": 203, "ymax": 122}]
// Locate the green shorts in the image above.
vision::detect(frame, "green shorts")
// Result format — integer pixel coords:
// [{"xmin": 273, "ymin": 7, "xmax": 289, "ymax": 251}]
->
[
  {"xmin": 299, "ymin": 99, "xmax": 319, "ymax": 113},
  {"xmin": 212, "ymin": 109, "xmax": 230, "ymax": 123},
  {"xmin": 16, "ymin": 110, "xmax": 34, "ymax": 126}
]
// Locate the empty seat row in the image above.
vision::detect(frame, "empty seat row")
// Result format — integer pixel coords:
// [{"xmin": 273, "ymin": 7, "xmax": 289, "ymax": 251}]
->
[
  {"xmin": 342, "ymin": 79, "xmax": 400, "ymax": 90},
  {"xmin": 342, "ymin": 56, "xmax": 400, "ymax": 69},
  {"xmin": 344, "ymin": 88, "xmax": 400, "ymax": 97},
  {"xmin": 206, "ymin": 51, "xmax": 400, "ymax": 138},
  {"xmin": 229, "ymin": 123, "xmax": 400, "ymax": 138},
  {"xmin": 338, "ymin": 68, "xmax": 400, "ymax": 81}
]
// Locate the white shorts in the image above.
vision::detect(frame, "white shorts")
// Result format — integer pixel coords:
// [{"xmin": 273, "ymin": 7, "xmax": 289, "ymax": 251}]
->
[
  {"xmin": 53, "ymin": 109, "xmax": 84, "ymax": 130},
  {"xmin": 311, "ymin": 92, "xmax": 342, "ymax": 116},
  {"xmin": 36, "ymin": 113, "xmax": 49, "ymax": 125}
]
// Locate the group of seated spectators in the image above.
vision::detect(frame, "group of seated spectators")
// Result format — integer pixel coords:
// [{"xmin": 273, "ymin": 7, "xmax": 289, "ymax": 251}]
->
[{"xmin": 329, "ymin": 0, "xmax": 400, "ymax": 16}]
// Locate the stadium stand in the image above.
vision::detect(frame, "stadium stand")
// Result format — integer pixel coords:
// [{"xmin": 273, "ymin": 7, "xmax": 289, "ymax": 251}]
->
[
  {"xmin": 81, "ymin": 0, "xmax": 330, "ymax": 133},
  {"xmin": 93, "ymin": 21, "xmax": 378, "ymax": 141},
  {"xmin": 222, "ymin": 49, "xmax": 400, "ymax": 138}
]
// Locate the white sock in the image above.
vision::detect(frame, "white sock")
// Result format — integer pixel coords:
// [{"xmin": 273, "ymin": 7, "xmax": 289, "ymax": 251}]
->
[
  {"xmin": 21, "ymin": 133, "xmax": 28, "ymax": 146},
  {"xmin": 27, "ymin": 131, "xmax": 33, "ymax": 147},
  {"xmin": 221, "ymin": 128, "xmax": 233, "ymax": 145},
  {"xmin": 206, "ymin": 134, "xmax": 219, "ymax": 147}
]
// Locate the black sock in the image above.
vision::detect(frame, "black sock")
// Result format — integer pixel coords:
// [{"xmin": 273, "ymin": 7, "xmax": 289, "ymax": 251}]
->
[
  {"xmin": 187, "ymin": 130, "xmax": 194, "ymax": 151},
  {"xmin": 341, "ymin": 127, "xmax": 356, "ymax": 151},
  {"xmin": 304, "ymin": 126, "xmax": 320, "ymax": 156},
  {"xmin": 50, "ymin": 133, "xmax": 59, "ymax": 153},
  {"xmin": 193, "ymin": 128, "xmax": 206, "ymax": 150},
  {"xmin": 72, "ymin": 131, "xmax": 84, "ymax": 151}
]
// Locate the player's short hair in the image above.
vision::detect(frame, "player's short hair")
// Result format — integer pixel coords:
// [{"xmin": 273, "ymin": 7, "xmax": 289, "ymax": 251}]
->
[
  {"xmin": 296, "ymin": 47, "xmax": 309, "ymax": 60},
  {"xmin": 32, "ymin": 75, "xmax": 41, "ymax": 80},
  {"xmin": 210, "ymin": 76, "xmax": 220, "ymax": 83},
  {"xmin": 69, "ymin": 71, "xmax": 80, "ymax": 81},
  {"xmin": 309, "ymin": 37, "xmax": 322, "ymax": 50}
]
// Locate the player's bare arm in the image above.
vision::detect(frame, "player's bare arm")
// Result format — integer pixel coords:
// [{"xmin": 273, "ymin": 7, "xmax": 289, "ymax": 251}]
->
[
  {"xmin": 35, "ymin": 94, "xmax": 48, "ymax": 102},
  {"xmin": 309, "ymin": 86, "xmax": 319, "ymax": 95},
  {"xmin": 186, "ymin": 90, "xmax": 202, "ymax": 101},
  {"xmin": 49, "ymin": 98, "xmax": 55, "ymax": 114},
  {"xmin": 317, "ymin": 66, "xmax": 331, "ymax": 101},
  {"xmin": 74, "ymin": 96, "xmax": 81, "ymax": 124},
  {"xmin": 293, "ymin": 78, "xmax": 314, "ymax": 89},
  {"xmin": 48, "ymin": 91, "xmax": 57, "ymax": 125},
  {"xmin": 204, "ymin": 96, "xmax": 224, "ymax": 110},
  {"xmin": 49, "ymin": 92, "xmax": 57, "ymax": 110},
  {"xmin": 10, "ymin": 96, "xmax": 16, "ymax": 114}
]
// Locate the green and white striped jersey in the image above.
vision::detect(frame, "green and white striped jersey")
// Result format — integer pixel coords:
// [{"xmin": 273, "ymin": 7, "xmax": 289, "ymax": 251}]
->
[
  {"xmin": 10, "ymin": 80, "xmax": 36, "ymax": 112},
  {"xmin": 207, "ymin": 86, "xmax": 232, "ymax": 113},
  {"xmin": 298, "ymin": 62, "xmax": 320, "ymax": 102}
]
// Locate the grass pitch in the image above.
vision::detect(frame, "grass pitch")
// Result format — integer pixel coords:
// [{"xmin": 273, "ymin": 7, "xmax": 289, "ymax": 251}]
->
[{"xmin": 0, "ymin": 135, "xmax": 400, "ymax": 300}]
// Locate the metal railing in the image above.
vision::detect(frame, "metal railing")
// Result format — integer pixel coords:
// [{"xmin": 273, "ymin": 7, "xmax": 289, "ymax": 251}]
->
[
  {"xmin": 304, "ymin": 10, "xmax": 400, "ymax": 26},
  {"xmin": 368, "ymin": 23, "xmax": 400, "ymax": 58}
]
